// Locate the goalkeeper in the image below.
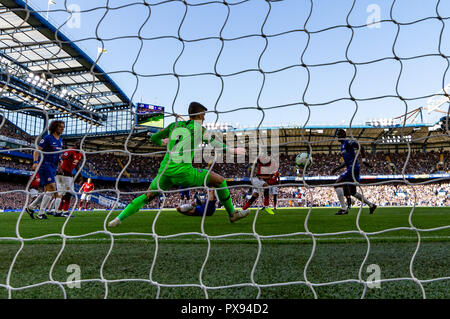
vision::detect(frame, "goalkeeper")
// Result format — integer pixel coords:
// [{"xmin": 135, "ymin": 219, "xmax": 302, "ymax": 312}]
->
[{"xmin": 108, "ymin": 102, "xmax": 250, "ymax": 227}]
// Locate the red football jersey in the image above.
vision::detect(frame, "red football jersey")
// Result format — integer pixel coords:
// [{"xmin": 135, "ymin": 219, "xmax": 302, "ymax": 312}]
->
[
  {"xmin": 30, "ymin": 173, "xmax": 40, "ymax": 189},
  {"xmin": 81, "ymin": 182, "xmax": 94, "ymax": 193},
  {"xmin": 60, "ymin": 149, "xmax": 83, "ymax": 176},
  {"xmin": 267, "ymin": 171, "xmax": 280, "ymax": 185},
  {"xmin": 256, "ymin": 156, "xmax": 278, "ymax": 177}
]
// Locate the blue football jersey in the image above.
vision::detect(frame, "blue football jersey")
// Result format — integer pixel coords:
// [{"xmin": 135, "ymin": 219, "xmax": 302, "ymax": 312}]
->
[
  {"xmin": 340, "ymin": 139, "xmax": 360, "ymax": 170},
  {"xmin": 38, "ymin": 134, "xmax": 63, "ymax": 168}
]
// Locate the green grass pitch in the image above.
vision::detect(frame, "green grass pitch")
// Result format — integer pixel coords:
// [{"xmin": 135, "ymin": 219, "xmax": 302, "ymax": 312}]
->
[{"xmin": 0, "ymin": 206, "xmax": 448, "ymax": 299}]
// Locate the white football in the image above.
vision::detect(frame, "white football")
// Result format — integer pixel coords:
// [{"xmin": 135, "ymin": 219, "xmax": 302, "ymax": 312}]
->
[{"xmin": 295, "ymin": 152, "xmax": 312, "ymax": 169}]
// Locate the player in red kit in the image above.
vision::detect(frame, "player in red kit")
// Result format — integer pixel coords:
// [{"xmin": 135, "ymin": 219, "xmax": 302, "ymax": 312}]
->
[
  {"xmin": 79, "ymin": 178, "xmax": 94, "ymax": 210},
  {"xmin": 267, "ymin": 171, "xmax": 280, "ymax": 210},
  {"xmin": 54, "ymin": 142, "xmax": 83, "ymax": 217},
  {"xmin": 242, "ymin": 155, "xmax": 278, "ymax": 214}
]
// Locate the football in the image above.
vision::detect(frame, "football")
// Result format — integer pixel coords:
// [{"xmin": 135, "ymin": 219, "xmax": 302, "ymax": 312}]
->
[{"xmin": 295, "ymin": 152, "xmax": 312, "ymax": 169}]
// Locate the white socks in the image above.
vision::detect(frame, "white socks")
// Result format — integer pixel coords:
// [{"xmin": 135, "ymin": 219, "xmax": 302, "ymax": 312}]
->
[
  {"xmin": 29, "ymin": 194, "xmax": 42, "ymax": 210},
  {"xmin": 38, "ymin": 194, "xmax": 53, "ymax": 216},
  {"xmin": 335, "ymin": 187, "xmax": 348, "ymax": 210},
  {"xmin": 53, "ymin": 197, "xmax": 62, "ymax": 213}
]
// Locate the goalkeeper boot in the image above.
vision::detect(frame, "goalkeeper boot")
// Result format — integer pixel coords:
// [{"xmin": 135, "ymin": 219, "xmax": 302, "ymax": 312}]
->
[
  {"xmin": 369, "ymin": 204, "xmax": 378, "ymax": 215},
  {"xmin": 25, "ymin": 207, "xmax": 35, "ymax": 219},
  {"xmin": 108, "ymin": 218, "xmax": 121, "ymax": 228},
  {"xmin": 229, "ymin": 209, "xmax": 250, "ymax": 223}
]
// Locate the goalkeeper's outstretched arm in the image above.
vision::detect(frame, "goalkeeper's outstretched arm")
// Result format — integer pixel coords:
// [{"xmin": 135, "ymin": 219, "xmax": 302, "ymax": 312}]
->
[{"xmin": 150, "ymin": 122, "xmax": 176, "ymax": 146}]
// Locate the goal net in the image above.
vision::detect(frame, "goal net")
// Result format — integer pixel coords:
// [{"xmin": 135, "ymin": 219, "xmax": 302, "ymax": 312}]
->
[{"xmin": 0, "ymin": 0, "xmax": 448, "ymax": 300}]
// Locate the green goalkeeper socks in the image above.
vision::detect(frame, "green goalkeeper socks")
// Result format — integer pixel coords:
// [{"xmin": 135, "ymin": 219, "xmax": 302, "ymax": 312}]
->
[
  {"xmin": 216, "ymin": 180, "xmax": 235, "ymax": 216},
  {"xmin": 117, "ymin": 194, "xmax": 149, "ymax": 221}
]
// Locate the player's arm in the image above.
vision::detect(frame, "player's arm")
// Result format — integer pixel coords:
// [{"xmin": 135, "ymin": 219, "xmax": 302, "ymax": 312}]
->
[
  {"xmin": 32, "ymin": 138, "xmax": 47, "ymax": 171},
  {"xmin": 203, "ymin": 131, "xmax": 246, "ymax": 155},
  {"xmin": 150, "ymin": 122, "xmax": 176, "ymax": 146},
  {"xmin": 57, "ymin": 151, "xmax": 69, "ymax": 174},
  {"xmin": 32, "ymin": 147, "xmax": 43, "ymax": 170},
  {"xmin": 354, "ymin": 143, "xmax": 372, "ymax": 168},
  {"xmin": 331, "ymin": 162, "xmax": 346, "ymax": 174}
]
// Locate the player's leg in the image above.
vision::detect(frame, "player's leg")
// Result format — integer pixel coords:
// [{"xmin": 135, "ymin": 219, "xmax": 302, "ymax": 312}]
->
[
  {"xmin": 334, "ymin": 176, "xmax": 349, "ymax": 215},
  {"xmin": 84, "ymin": 195, "xmax": 89, "ymax": 210},
  {"xmin": 243, "ymin": 190, "xmax": 259, "ymax": 210},
  {"xmin": 351, "ymin": 187, "xmax": 377, "ymax": 214},
  {"xmin": 52, "ymin": 175, "xmax": 65, "ymax": 216},
  {"xmin": 62, "ymin": 193, "xmax": 72, "ymax": 214},
  {"xmin": 32, "ymin": 168, "xmax": 57, "ymax": 219},
  {"xmin": 27, "ymin": 192, "xmax": 42, "ymax": 215},
  {"xmin": 244, "ymin": 177, "xmax": 265, "ymax": 210},
  {"xmin": 334, "ymin": 170, "xmax": 353, "ymax": 215},
  {"xmin": 205, "ymin": 170, "xmax": 243, "ymax": 220},
  {"xmin": 61, "ymin": 176, "xmax": 75, "ymax": 216},
  {"xmin": 37, "ymin": 183, "xmax": 57, "ymax": 219},
  {"xmin": 26, "ymin": 188, "xmax": 42, "ymax": 219},
  {"xmin": 263, "ymin": 186, "xmax": 270, "ymax": 207},
  {"xmin": 271, "ymin": 186, "xmax": 278, "ymax": 209},
  {"xmin": 180, "ymin": 168, "xmax": 249, "ymax": 222},
  {"xmin": 109, "ymin": 174, "xmax": 170, "ymax": 227}
]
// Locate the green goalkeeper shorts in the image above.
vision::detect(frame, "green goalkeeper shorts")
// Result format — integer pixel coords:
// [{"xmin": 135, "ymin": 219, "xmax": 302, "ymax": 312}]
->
[{"xmin": 149, "ymin": 167, "xmax": 210, "ymax": 191}]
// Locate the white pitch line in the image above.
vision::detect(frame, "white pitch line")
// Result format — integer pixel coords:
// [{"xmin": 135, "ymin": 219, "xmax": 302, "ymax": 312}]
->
[{"xmin": 1, "ymin": 235, "xmax": 449, "ymax": 243}]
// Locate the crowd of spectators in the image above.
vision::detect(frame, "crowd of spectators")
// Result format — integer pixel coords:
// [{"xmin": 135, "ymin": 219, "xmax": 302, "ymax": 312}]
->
[
  {"xmin": 0, "ymin": 123, "xmax": 448, "ymax": 210},
  {"xmin": 0, "ymin": 149, "xmax": 447, "ymax": 179},
  {"xmin": 84, "ymin": 150, "xmax": 449, "ymax": 178},
  {"xmin": 0, "ymin": 180, "xmax": 448, "ymax": 210},
  {"xmin": 0, "ymin": 116, "xmax": 34, "ymax": 144}
]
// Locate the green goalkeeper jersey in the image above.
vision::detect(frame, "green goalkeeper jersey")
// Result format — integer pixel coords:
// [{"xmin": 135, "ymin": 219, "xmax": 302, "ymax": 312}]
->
[{"xmin": 150, "ymin": 120, "xmax": 227, "ymax": 175}]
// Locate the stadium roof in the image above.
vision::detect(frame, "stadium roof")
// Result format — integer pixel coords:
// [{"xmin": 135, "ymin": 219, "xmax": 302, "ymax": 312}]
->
[{"xmin": 0, "ymin": 0, "xmax": 132, "ymax": 125}]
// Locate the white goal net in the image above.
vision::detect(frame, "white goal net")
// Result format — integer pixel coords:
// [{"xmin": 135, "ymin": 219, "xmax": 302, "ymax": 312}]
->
[{"xmin": 0, "ymin": 0, "xmax": 448, "ymax": 300}]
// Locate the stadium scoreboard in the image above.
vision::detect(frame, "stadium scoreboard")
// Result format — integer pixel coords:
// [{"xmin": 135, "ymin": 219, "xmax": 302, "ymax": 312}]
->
[{"xmin": 136, "ymin": 103, "xmax": 165, "ymax": 129}]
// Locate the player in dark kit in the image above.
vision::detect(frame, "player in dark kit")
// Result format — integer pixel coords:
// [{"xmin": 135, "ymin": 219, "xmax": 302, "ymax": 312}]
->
[
  {"xmin": 331, "ymin": 129, "xmax": 377, "ymax": 215},
  {"xmin": 26, "ymin": 120, "xmax": 65, "ymax": 220},
  {"xmin": 177, "ymin": 189, "xmax": 218, "ymax": 217}
]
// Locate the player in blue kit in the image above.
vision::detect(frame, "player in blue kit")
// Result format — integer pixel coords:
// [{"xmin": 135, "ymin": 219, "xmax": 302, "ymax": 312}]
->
[
  {"xmin": 26, "ymin": 120, "xmax": 65, "ymax": 220},
  {"xmin": 176, "ymin": 189, "xmax": 217, "ymax": 217},
  {"xmin": 331, "ymin": 129, "xmax": 377, "ymax": 215}
]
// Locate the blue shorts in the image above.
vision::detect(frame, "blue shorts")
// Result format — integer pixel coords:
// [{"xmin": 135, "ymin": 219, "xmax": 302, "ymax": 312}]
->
[
  {"xmin": 340, "ymin": 168, "xmax": 360, "ymax": 183},
  {"xmin": 193, "ymin": 200, "xmax": 217, "ymax": 217},
  {"xmin": 39, "ymin": 165, "xmax": 57, "ymax": 186}
]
